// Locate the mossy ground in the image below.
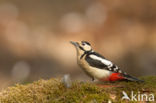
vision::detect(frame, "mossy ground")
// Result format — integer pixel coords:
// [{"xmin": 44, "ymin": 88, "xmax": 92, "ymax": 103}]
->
[{"xmin": 0, "ymin": 76, "xmax": 156, "ymax": 103}]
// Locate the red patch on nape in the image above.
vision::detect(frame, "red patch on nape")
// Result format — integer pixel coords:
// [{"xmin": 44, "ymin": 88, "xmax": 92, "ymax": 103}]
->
[{"xmin": 108, "ymin": 73, "xmax": 124, "ymax": 81}]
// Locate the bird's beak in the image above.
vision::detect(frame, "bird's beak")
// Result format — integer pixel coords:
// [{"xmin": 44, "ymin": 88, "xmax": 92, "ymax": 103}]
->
[{"xmin": 70, "ymin": 41, "xmax": 78, "ymax": 47}]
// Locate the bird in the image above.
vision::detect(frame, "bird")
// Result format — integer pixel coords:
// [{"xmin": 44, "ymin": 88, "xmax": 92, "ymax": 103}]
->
[{"xmin": 70, "ymin": 41, "xmax": 144, "ymax": 82}]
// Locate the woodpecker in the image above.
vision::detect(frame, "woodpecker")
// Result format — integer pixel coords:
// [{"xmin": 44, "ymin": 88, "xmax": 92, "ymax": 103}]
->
[{"xmin": 70, "ymin": 41, "xmax": 144, "ymax": 82}]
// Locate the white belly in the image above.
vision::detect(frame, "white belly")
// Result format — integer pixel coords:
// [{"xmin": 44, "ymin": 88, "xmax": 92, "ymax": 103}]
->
[
  {"xmin": 87, "ymin": 66, "xmax": 111, "ymax": 79},
  {"xmin": 78, "ymin": 59, "xmax": 111, "ymax": 79}
]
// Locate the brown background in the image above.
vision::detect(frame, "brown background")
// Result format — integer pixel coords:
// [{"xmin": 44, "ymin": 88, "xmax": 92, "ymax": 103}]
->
[{"xmin": 0, "ymin": 0, "xmax": 156, "ymax": 89}]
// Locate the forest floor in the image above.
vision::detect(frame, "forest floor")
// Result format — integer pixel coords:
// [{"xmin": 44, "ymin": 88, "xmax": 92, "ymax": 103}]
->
[{"xmin": 0, "ymin": 76, "xmax": 156, "ymax": 103}]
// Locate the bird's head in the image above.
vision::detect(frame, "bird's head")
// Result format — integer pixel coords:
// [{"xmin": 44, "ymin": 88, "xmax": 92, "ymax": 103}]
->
[{"xmin": 70, "ymin": 41, "xmax": 92, "ymax": 57}]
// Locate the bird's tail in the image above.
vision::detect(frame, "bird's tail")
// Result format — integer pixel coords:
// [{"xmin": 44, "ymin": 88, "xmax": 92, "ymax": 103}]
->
[{"xmin": 123, "ymin": 74, "xmax": 144, "ymax": 82}]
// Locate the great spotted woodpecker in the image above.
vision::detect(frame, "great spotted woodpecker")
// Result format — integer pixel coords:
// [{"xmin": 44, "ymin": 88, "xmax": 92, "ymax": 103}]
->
[{"xmin": 71, "ymin": 41, "xmax": 144, "ymax": 82}]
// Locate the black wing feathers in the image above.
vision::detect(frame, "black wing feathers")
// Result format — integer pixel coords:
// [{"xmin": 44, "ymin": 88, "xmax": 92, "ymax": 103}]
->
[
  {"xmin": 85, "ymin": 52, "xmax": 123, "ymax": 73},
  {"xmin": 85, "ymin": 56, "xmax": 107, "ymax": 69},
  {"xmin": 85, "ymin": 52, "xmax": 107, "ymax": 69}
]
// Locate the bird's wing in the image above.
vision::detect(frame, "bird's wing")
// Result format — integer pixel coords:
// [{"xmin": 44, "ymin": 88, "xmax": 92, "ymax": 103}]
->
[{"xmin": 85, "ymin": 52, "xmax": 124, "ymax": 73}]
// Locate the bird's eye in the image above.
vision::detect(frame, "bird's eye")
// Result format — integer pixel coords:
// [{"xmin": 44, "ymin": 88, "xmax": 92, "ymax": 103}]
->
[{"xmin": 82, "ymin": 43, "xmax": 85, "ymax": 46}]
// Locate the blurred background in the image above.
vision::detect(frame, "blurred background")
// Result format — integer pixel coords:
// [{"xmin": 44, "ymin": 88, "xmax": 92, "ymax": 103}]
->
[{"xmin": 0, "ymin": 0, "xmax": 156, "ymax": 89}]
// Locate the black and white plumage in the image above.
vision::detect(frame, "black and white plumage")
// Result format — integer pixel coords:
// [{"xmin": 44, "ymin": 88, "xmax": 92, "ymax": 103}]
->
[
  {"xmin": 85, "ymin": 52, "xmax": 123, "ymax": 73},
  {"xmin": 71, "ymin": 41, "xmax": 144, "ymax": 82}
]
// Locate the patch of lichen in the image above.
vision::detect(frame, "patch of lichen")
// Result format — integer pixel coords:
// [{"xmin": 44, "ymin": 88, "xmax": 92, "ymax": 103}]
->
[{"xmin": 0, "ymin": 76, "xmax": 156, "ymax": 103}]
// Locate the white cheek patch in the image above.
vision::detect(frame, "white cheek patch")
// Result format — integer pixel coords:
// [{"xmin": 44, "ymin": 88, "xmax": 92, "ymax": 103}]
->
[
  {"xmin": 89, "ymin": 55, "xmax": 113, "ymax": 66},
  {"xmin": 84, "ymin": 45, "xmax": 91, "ymax": 51}
]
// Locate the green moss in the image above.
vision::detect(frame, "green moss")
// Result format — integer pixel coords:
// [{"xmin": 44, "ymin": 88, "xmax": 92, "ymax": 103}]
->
[{"xmin": 0, "ymin": 76, "xmax": 156, "ymax": 103}]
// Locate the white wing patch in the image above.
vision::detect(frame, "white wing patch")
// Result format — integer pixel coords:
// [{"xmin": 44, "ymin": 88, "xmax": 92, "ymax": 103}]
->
[{"xmin": 89, "ymin": 55, "xmax": 113, "ymax": 66}]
